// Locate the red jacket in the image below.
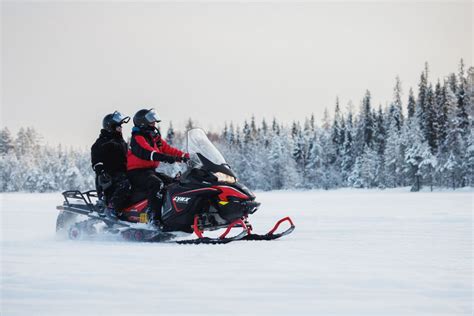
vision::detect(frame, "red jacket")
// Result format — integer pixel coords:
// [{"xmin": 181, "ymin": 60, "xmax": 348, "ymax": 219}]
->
[{"xmin": 127, "ymin": 128, "xmax": 185, "ymax": 171}]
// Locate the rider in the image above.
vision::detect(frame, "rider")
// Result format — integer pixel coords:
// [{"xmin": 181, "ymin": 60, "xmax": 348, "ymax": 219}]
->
[
  {"xmin": 91, "ymin": 111, "xmax": 131, "ymax": 214},
  {"xmin": 127, "ymin": 108, "xmax": 189, "ymax": 223}
]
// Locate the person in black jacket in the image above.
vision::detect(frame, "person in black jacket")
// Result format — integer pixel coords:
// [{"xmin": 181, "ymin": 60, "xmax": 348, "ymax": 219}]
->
[{"xmin": 91, "ymin": 111, "xmax": 131, "ymax": 212}]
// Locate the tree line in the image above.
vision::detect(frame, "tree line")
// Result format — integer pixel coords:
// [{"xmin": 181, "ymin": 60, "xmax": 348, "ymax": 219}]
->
[{"xmin": 1, "ymin": 60, "xmax": 472, "ymax": 192}]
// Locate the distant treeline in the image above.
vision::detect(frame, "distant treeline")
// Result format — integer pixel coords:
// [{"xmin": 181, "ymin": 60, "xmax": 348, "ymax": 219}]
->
[{"xmin": 1, "ymin": 60, "xmax": 472, "ymax": 192}]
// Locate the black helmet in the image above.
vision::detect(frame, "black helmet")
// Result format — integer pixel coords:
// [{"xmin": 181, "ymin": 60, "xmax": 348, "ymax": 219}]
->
[
  {"xmin": 102, "ymin": 111, "xmax": 130, "ymax": 132},
  {"xmin": 133, "ymin": 108, "xmax": 161, "ymax": 127}
]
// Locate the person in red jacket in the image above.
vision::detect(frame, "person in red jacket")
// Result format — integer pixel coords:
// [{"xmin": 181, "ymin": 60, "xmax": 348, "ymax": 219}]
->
[{"xmin": 127, "ymin": 108, "xmax": 189, "ymax": 223}]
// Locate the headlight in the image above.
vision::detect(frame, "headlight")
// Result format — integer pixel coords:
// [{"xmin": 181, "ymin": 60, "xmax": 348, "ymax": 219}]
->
[{"xmin": 213, "ymin": 172, "xmax": 236, "ymax": 184}]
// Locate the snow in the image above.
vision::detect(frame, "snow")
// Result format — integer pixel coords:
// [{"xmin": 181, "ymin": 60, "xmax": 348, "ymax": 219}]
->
[{"xmin": 1, "ymin": 189, "xmax": 472, "ymax": 315}]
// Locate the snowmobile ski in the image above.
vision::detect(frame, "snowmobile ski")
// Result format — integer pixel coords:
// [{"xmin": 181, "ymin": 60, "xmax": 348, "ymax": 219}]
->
[
  {"xmin": 172, "ymin": 216, "xmax": 295, "ymax": 244},
  {"xmin": 242, "ymin": 216, "xmax": 295, "ymax": 241}
]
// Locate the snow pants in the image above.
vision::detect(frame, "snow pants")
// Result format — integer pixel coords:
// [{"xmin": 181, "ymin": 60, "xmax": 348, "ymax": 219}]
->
[
  {"xmin": 127, "ymin": 169, "xmax": 174, "ymax": 219},
  {"xmin": 98, "ymin": 172, "xmax": 131, "ymax": 210}
]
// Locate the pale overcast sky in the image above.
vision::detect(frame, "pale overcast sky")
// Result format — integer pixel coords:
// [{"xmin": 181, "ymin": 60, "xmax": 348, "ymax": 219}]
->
[{"xmin": 1, "ymin": 1, "xmax": 472, "ymax": 147}]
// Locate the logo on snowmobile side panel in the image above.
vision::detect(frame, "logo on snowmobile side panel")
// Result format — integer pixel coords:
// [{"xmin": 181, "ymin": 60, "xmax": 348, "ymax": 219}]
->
[
  {"xmin": 171, "ymin": 188, "xmax": 220, "ymax": 213},
  {"xmin": 173, "ymin": 196, "xmax": 191, "ymax": 204}
]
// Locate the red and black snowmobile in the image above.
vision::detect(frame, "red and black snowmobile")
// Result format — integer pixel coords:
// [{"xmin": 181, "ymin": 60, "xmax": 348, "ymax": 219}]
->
[{"xmin": 56, "ymin": 128, "xmax": 295, "ymax": 244}]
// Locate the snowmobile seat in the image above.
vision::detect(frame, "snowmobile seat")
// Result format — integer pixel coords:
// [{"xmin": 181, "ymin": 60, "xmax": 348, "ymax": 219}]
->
[
  {"xmin": 127, "ymin": 190, "xmax": 148, "ymax": 206},
  {"xmin": 121, "ymin": 184, "xmax": 170, "ymax": 210}
]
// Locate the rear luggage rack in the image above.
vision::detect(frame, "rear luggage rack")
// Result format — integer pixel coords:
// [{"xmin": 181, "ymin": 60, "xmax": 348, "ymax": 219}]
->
[{"xmin": 61, "ymin": 190, "xmax": 100, "ymax": 213}]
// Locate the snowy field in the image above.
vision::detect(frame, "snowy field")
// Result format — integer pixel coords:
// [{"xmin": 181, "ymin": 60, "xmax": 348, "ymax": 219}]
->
[{"xmin": 1, "ymin": 189, "xmax": 472, "ymax": 316}]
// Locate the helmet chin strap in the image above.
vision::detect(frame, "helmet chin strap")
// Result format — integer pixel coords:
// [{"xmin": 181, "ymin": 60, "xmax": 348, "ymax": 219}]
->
[
  {"xmin": 142, "ymin": 124, "xmax": 160, "ymax": 137},
  {"xmin": 151, "ymin": 126, "xmax": 160, "ymax": 137}
]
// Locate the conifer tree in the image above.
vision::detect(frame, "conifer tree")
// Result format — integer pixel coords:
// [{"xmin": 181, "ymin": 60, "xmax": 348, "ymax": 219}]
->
[
  {"xmin": 166, "ymin": 122, "xmax": 175, "ymax": 145},
  {"xmin": 390, "ymin": 76, "xmax": 404, "ymax": 131},
  {"xmin": 185, "ymin": 118, "xmax": 195, "ymax": 131},
  {"xmin": 424, "ymin": 83, "xmax": 438, "ymax": 152},
  {"xmin": 341, "ymin": 125, "xmax": 354, "ymax": 185},
  {"xmin": 407, "ymin": 88, "xmax": 416, "ymax": 119},
  {"xmin": 456, "ymin": 59, "xmax": 470, "ymax": 138},
  {"xmin": 404, "ymin": 114, "xmax": 435, "ymax": 191},
  {"xmin": 0, "ymin": 127, "xmax": 15, "ymax": 155},
  {"xmin": 306, "ymin": 131, "xmax": 324, "ymax": 188},
  {"xmin": 434, "ymin": 80, "xmax": 448, "ymax": 150},
  {"xmin": 417, "ymin": 64, "xmax": 429, "ymax": 136},
  {"xmin": 439, "ymin": 84, "xmax": 467, "ymax": 188}
]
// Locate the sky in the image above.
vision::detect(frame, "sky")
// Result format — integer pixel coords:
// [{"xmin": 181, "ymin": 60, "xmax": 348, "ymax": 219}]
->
[{"xmin": 1, "ymin": 1, "xmax": 472, "ymax": 148}]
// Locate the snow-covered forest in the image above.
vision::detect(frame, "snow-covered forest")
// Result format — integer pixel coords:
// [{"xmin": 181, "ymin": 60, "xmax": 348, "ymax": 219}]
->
[
  {"xmin": 1, "ymin": 61, "xmax": 472, "ymax": 192},
  {"xmin": 0, "ymin": 127, "xmax": 95, "ymax": 192}
]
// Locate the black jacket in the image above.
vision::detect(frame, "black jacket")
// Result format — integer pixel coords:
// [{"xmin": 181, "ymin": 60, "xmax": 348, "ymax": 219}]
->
[{"xmin": 91, "ymin": 129, "xmax": 128, "ymax": 175}]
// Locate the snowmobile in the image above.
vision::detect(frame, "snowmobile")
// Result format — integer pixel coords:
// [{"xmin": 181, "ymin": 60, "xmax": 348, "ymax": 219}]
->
[{"xmin": 56, "ymin": 128, "xmax": 295, "ymax": 244}]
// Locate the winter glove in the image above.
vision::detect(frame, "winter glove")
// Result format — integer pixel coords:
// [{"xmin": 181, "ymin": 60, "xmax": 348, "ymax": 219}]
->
[
  {"xmin": 98, "ymin": 173, "xmax": 113, "ymax": 190},
  {"xmin": 93, "ymin": 162, "xmax": 105, "ymax": 175},
  {"xmin": 162, "ymin": 155, "xmax": 179, "ymax": 164},
  {"xmin": 179, "ymin": 153, "xmax": 190, "ymax": 163}
]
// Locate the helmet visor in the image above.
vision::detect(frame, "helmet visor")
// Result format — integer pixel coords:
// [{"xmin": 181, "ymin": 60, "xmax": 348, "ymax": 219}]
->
[
  {"xmin": 111, "ymin": 111, "xmax": 130, "ymax": 125},
  {"xmin": 145, "ymin": 109, "xmax": 161, "ymax": 124}
]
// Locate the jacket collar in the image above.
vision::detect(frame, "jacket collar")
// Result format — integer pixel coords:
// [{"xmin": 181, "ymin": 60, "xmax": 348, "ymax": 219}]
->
[
  {"xmin": 100, "ymin": 129, "xmax": 123, "ymax": 139},
  {"xmin": 132, "ymin": 126, "xmax": 160, "ymax": 138}
]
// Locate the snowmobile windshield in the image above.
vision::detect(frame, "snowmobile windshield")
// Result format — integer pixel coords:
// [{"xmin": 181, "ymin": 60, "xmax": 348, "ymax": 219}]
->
[
  {"xmin": 112, "ymin": 111, "xmax": 130, "ymax": 125},
  {"xmin": 187, "ymin": 128, "xmax": 226, "ymax": 166}
]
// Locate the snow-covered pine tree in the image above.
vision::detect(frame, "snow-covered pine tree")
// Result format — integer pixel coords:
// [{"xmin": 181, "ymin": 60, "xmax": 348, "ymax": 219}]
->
[
  {"xmin": 272, "ymin": 118, "xmax": 280, "ymax": 136},
  {"xmin": 353, "ymin": 90, "xmax": 374, "ymax": 161},
  {"xmin": 404, "ymin": 106, "xmax": 437, "ymax": 191},
  {"xmin": 359, "ymin": 144, "xmax": 379, "ymax": 188},
  {"xmin": 373, "ymin": 105, "xmax": 386, "ymax": 187},
  {"xmin": 251, "ymin": 120, "xmax": 273, "ymax": 191},
  {"xmin": 0, "ymin": 127, "xmax": 15, "ymax": 155},
  {"xmin": 260, "ymin": 119, "xmax": 270, "ymax": 149},
  {"xmin": 292, "ymin": 122, "xmax": 308, "ymax": 188},
  {"xmin": 361, "ymin": 90, "xmax": 374, "ymax": 149},
  {"xmin": 416, "ymin": 63, "xmax": 429, "ymax": 138},
  {"xmin": 390, "ymin": 76, "xmax": 404, "ymax": 131},
  {"xmin": 250, "ymin": 115, "xmax": 258, "ymax": 140},
  {"xmin": 329, "ymin": 98, "xmax": 345, "ymax": 186},
  {"xmin": 309, "ymin": 114, "xmax": 316, "ymax": 132},
  {"xmin": 185, "ymin": 118, "xmax": 195, "ymax": 131},
  {"xmin": 243, "ymin": 120, "xmax": 252, "ymax": 146},
  {"xmin": 456, "ymin": 59, "xmax": 470, "ymax": 139},
  {"xmin": 227, "ymin": 122, "xmax": 235, "ymax": 145},
  {"xmin": 348, "ymin": 156, "xmax": 364, "ymax": 188},
  {"xmin": 266, "ymin": 126, "xmax": 300, "ymax": 190},
  {"xmin": 166, "ymin": 122, "xmax": 175, "ymax": 145},
  {"xmin": 15, "ymin": 127, "xmax": 28, "ymax": 157},
  {"xmin": 384, "ymin": 121, "xmax": 402, "ymax": 188},
  {"xmin": 306, "ymin": 130, "xmax": 324, "ymax": 188},
  {"xmin": 236, "ymin": 120, "xmax": 260, "ymax": 189},
  {"xmin": 438, "ymin": 83, "xmax": 467, "ymax": 188},
  {"xmin": 465, "ymin": 129, "xmax": 474, "ymax": 187},
  {"xmin": 434, "ymin": 80, "xmax": 448, "ymax": 151},
  {"xmin": 318, "ymin": 109, "xmax": 339, "ymax": 189},
  {"xmin": 341, "ymin": 117, "xmax": 355, "ymax": 186},
  {"xmin": 407, "ymin": 88, "xmax": 416, "ymax": 119},
  {"xmin": 424, "ymin": 83, "xmax": 438, "ymax": 153},
  {"xmin": 331, "ymin": 97, "xmax": 344, "ymax": 153}
]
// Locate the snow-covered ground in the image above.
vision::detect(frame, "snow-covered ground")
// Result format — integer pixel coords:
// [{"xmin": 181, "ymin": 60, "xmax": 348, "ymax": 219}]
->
[{"xmin": 1, "ymin": 189, "xmax": 472, "ymax": 316}]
